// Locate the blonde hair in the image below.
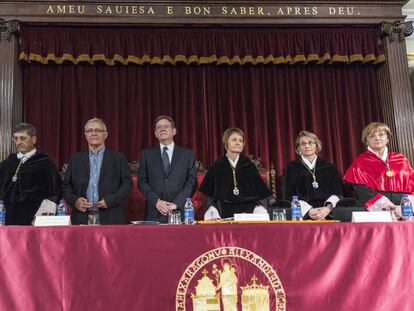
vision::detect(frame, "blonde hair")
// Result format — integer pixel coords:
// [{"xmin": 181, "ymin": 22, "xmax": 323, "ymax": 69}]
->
[
  {"xmin": 361, "ymin": 122, "xmax": 391, "ymax": 145},
  {"xmin": 222, "ymin": 127, "xmax": 245, "ymax": 149},
  {"xmin": 294, "ymin": 130, "xmax": 322, "ymax": 155}
]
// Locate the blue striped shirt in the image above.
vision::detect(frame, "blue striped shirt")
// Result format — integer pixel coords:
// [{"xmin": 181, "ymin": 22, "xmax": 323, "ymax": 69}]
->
[{"xmin": 87, "ymin": 148, "xmax": 105, "ymax": 212}]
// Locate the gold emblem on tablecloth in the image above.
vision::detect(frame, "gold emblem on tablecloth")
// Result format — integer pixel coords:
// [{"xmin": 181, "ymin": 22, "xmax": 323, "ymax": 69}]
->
[
  {"xmin": 191, "ymin": 268, "xmax": 221, "ymax": 311},
  {"xmin": 241, "ymin": 275, "xmax": 270, "ymax": 311},
  {"xmin": 176, "ymin": 247, "xmax": 285, "ymax": 311}
]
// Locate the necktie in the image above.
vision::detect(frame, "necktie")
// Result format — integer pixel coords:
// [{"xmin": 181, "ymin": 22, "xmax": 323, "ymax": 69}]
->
[{"xmin": 162, "ymin": 146, "xmax": 170, "ymax": 174}]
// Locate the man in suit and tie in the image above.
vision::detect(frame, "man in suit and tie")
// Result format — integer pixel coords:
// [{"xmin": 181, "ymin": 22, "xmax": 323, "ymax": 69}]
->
[
  {"xmin": 63, "ymin": 118, "xmax": 132, "ymax": 225},
  {"xmin": 138, "ymin": 115, "xmax": 198, "ymax": 223}
]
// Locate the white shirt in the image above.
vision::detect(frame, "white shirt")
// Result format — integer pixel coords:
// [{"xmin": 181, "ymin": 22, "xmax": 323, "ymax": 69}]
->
[
  {"xmin": 301, "ymin": 155, "xmax": 317, "ymax": 170},
  {"xmin": 367, "ymin": 146, "xmax": 388, "ymax": 162},
  {"xmin": 160, "ymin": 142, "xmax": 175, "ymax": 163},
  {"xmin": 17, "ymin": 148, "xmax": 37, "ymax": 163},
  {"xmin": 227, "ymin": 154, "xmax": 240, "ymax": 168}
]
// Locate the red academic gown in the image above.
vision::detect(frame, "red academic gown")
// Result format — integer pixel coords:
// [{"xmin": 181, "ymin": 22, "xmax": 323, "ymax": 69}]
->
[{"xmin": 343, "ymin": 150, "xmax": 414, "ymax": 208}]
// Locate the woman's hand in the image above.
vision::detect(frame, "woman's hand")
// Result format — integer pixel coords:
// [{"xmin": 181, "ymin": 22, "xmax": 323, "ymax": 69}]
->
[
  {"xmin": 308, "ymin": 205, "xmax": 332, "ymax": 220},
  {"xmin": 391, "ymin": 204, "xmax": 402, "ymax": 220}
]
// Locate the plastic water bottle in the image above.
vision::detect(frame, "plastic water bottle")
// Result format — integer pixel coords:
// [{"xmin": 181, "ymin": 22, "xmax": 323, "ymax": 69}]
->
[
  {"xmin": 184, "ymin": 198, "xmax": 195, "ymax": 225},
  {"xmin": 0, "ymin": 199, "xmax": 5, "ymax": 226},
  {"xmin": 291, "ymin": 195, "xmax": 303, "ymax": 221},
  {"xmin": 56, "ymin": 199, "xmax": 67, "ymax": 216},
  {"xmin": 400, "ymin": 194, "xmax": 413, "ymax": 221}
]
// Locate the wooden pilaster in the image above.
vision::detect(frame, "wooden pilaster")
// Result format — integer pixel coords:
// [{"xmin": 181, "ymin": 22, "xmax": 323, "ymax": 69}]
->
[
  {"xmin": 0, "ymin": 20, "xmax": 22, "ymax": 160},
  {"xmin": 378, "ymin": 21, "xmax": 414, "ymax": 162}
]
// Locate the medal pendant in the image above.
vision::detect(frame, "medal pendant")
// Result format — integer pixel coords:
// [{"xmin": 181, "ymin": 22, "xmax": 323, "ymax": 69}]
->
[
  {"xmin": 312, "ymin": 181, "xmax": 319, "ymax": 189},
  {"xmin": 233, "ymin": 188, "xmax": 239, "ymax": 196},
  {"xmin": 12, "ymin": 176, "xmax": 17, "ymax": 182},
  {"xmin": 386, "ymin": 170, "xmax": 394, "ymax": 177}
]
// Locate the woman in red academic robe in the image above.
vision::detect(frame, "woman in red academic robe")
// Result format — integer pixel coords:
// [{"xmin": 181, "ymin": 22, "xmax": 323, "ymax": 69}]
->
[{"xmin": 344, "ymin": 122, "xmax": 414, "ymax": 211}]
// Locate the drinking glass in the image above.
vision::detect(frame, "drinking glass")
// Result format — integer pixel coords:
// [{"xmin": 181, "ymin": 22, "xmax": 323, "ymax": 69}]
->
[
  {"xmin": 273, "ymin": 209, "xmax": 287, "ymax": 221},
  {"xmin": 168, "ymin": 210, "xmax": 182, "ymax": 224}
]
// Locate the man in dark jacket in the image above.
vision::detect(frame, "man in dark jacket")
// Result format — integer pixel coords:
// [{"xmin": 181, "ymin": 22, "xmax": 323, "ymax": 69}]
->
[
  {"xmin": 138, "ymin": 115, "xmax": 197, "ymax": 223},
  {"xmin": 63, "ymin": 118, "xmax": 132, "ymax": 225}
]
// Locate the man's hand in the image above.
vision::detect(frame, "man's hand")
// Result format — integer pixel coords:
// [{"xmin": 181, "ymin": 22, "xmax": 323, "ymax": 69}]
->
[
  {"xmin": 156, "ymin": 200, "xmax": 176, "ymax": 215},
  {"xmin": 75, "ymin": 197, "xmax": 93, "ymax": 212},
  {"xmin": 167, "ymin": 203, "xmax": 177, "ymax": 211},
  {"xmin": 95, "ymin": 199, "xmax": 107, "ymax": 209}
]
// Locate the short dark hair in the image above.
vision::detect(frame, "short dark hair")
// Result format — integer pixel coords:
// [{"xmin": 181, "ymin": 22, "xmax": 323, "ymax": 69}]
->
[
  {"xmin": 222, "ymin": 127, "xmax": 245, "ymax": 148},
  {"xmin": 13, "ymin": 123, "xmax": 36, "ymax": 137},
  {"xmin": 153, "ymin": 115, "xmax": 175, "ymax": 129}
]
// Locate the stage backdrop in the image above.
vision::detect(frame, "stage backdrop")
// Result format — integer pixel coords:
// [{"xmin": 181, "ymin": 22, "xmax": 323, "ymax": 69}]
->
[{"xmin": 20, "ymin": 26, "xmax": 384, "ymax": 185}]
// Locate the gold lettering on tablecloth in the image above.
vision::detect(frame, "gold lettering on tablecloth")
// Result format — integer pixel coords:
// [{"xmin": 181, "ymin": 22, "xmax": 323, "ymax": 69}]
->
[{"xmin": 176, "ymin": 246, "xmax": 286, "ymax": 311}]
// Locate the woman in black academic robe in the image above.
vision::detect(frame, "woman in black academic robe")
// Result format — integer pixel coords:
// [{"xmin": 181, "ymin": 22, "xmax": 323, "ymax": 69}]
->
[
  {"xmin": 199, "ymin": 127, "xmax": 271, "ymax": 219},
  {"xmin": 283, "ymin": 131, "xmax": 344, "ymax": 220}
]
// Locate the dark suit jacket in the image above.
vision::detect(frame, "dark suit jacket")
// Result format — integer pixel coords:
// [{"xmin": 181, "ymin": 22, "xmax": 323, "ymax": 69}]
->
[
  {"xmin": 138, "ymin": 145, "xmax": 198, "ymax": 222},
  {"xmin": 62, "ymin": 149, "xmax": 132, "ymax": 225}
]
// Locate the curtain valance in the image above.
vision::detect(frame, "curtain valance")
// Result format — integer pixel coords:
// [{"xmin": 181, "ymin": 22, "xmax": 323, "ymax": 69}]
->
[{"xmin": 19, "ymin": 26, "xmax": 385, "ymax": 66}]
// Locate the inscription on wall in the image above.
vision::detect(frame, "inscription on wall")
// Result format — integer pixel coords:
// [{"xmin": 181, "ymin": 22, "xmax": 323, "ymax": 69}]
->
[
  {"xmin": 44, "ymin": 4, "xmax": 359, "ymax": 17},
  {"xmin": 0, "ymin": 2, "xmax": 404, "ymax": 23}
]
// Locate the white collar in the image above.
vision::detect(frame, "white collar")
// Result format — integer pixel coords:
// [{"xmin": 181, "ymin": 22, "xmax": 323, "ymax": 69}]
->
[
  {"xmin": 301, "ymin": 155, "xmax": 317, "ymax": 170},
  {"xmin": 227, "ymin": 154, "xmax": 240, "ymax": 168},
  {"xmin": 160, "ymin": 141, "xmax": 174, "ymax": 151},
  {"xmin": 17, "ymin": 148, "xmax": 36, "ymax": 162},
  {"xmin": 367, "ymin": 146, "xmax": 388, "ymax": 162}
]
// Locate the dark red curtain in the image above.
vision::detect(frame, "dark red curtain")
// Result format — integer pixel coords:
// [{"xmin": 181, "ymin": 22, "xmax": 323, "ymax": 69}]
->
[
  {"xmin": 19, "ymin": 26, "xmax": 385, "ymax": 65},
  {"xmin": 23, "ymin": 62, "xmax": 382, "ymax": 182},
  {"xmin": 20, "ymin": 25, "xmax": 383, "ymax": 196}
]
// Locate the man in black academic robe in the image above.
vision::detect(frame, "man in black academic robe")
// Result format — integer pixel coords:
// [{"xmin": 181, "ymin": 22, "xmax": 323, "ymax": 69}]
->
[{"xmin": 0, "ymin": 123, "xmax": 61, "ymax": 225}]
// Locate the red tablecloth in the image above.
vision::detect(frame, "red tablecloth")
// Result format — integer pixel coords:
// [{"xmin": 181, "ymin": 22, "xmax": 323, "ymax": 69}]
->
[
  {"xmin": 125, "ymin": 173, "xmax": 269, "ymax": 222},
  {"xmin": 0, "ymin": 222, "xmax": 413, "ymax": 310}
]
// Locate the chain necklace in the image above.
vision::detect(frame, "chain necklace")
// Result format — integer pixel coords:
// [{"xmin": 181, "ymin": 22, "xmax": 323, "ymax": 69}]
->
[
  {"xmin": 385, "ymin": 155, "xmax": 394, "ymax": 177},
  {"xmin": 227, "ymin": 154, "xmax": 240, "ymax": 196},
  {"xmin": 231, "ymin": 166, "xmax": 240, "ymax": 195},
  {"xmin": 12, "ymin": 159, "xmax": 24, "ymax": 182},
  {"xmin": 299, "ymin": 157, "xmax": 319, "ymax": 189},
  {"xmin": 372, "ymin": 147, "xmax": 394, "ymax": 177}
]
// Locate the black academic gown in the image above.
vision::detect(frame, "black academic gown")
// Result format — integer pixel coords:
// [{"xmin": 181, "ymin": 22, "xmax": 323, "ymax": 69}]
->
[
  {"xmin": 0, "ymin": 152, "xmax": 62, "ymax": 225},
  {"xmin": 199, "ymin": 155, "xmax": 271, "ymax": 218},
  {"xmin": 283, "ymin": 157, "xmax": 343, "ymax": 207}
]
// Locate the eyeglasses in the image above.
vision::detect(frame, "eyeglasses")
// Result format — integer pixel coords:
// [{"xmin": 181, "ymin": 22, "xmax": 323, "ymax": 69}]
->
[
  {"xmin": 300, "ymin": 141, "xmax": 316, "ymax": 147},
  {"xmin": 85, "ymin": 129, "xmax": 106, "ymax": 134},
  {"xmin": 155, "ymin": 125, "xmax": 173, "ymax": 131}
]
